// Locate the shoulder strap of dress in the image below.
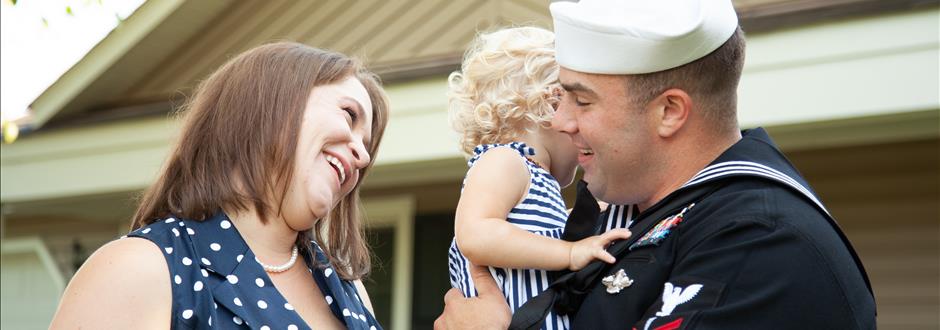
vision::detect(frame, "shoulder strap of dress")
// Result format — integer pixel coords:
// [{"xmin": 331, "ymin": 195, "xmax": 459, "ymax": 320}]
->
[{"xmin": 467, "ymin": 142, "xmax": 536, "ymax": 168}]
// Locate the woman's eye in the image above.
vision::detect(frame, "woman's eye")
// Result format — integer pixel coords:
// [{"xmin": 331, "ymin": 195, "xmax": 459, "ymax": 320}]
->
[
  {"xmin": 343, "ymin": 107, "xmax": 358, "ymax": 121},
  {"xmin": 575, "ymin": 99, "xmax": 591, "ymax": 107}
]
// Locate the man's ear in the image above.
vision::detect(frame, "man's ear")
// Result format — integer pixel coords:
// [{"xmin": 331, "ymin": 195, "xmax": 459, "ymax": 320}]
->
[{"xmin": 650, "ymin": 88, "xmax": 692, "ymax": 138}]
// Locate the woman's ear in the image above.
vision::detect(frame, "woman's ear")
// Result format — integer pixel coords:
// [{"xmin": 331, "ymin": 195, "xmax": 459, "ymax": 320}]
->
[{"xmin": 650, "ymin": 88, "xmax": 692, "ymax": 138}]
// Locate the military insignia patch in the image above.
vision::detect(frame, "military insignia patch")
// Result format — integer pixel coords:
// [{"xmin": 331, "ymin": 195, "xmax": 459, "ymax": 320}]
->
[{"xmin": 630, "ymin": 204, "xmax": 695, "ymax": 250}]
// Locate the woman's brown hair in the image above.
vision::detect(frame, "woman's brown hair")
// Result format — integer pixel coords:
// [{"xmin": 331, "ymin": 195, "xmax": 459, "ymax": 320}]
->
[{"xmin": 131, "ymin": 42, "xmax": 388, "ymax": 280}]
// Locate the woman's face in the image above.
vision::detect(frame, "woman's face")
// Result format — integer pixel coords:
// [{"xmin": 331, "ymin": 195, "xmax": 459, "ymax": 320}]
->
[{"xmin": 282, "ymin": 76, "xmax": 374, "ymax": 231}]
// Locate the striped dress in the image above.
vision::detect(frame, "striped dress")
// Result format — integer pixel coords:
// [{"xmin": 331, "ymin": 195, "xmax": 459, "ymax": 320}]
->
[{"xmin": 448, "ymin": 142, "xmax": 571, "ymax": 330}]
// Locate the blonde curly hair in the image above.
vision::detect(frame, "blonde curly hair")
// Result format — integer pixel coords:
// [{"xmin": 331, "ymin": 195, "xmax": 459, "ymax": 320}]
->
[{"xmin": 448, "ymin": 26, "xmax": 560, "ymax": 156}]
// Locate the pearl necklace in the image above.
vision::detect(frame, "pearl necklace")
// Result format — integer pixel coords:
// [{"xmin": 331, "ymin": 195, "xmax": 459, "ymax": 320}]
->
[{"xmin": 256, "ymin": 246, "xmax": 299, "ymax": 273}]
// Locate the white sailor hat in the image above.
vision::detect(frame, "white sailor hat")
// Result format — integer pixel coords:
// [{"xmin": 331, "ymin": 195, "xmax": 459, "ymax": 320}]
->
[{"xmin": 550, "ymin": 0, "xmax": 739, "ymax": 74}]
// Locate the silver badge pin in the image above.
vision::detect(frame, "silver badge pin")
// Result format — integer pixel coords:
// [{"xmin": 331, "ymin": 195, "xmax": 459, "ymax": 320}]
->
[{"xmin": 602, "ymin": 269, "xmax": 634, "ymax": 294}]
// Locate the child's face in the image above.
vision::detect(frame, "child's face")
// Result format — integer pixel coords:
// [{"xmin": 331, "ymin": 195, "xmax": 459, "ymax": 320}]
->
[{"xmin": 542, "ymin": 125, "xmax": 580, "ymax": 188}]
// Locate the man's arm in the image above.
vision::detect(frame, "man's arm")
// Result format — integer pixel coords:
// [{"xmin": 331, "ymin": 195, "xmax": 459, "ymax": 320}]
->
[{"xmin": 435, "ymin": 264, "xmax": 511, "ymax": 329}]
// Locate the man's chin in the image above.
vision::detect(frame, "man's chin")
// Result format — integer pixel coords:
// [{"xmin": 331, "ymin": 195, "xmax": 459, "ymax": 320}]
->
[{"xmin": 583, "ymin": 178, "xmax": 607, "ymax": 201}]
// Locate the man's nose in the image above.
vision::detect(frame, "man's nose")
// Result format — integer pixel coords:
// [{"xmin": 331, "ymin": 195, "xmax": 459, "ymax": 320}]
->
[{"xmin": 551, "ymin": 103, "xmax": 578, "ymax": 135}]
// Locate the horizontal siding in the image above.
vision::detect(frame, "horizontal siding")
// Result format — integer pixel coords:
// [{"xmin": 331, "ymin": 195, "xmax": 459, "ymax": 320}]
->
[{"xmin": 788, "ymin": 138, "xmax": 939, "ymax": 330}]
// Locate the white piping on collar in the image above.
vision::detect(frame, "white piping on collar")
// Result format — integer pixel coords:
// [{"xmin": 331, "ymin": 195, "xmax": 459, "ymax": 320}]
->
[{"xmin": 682, "ymin": 161, "xmax": 829, "ymax": 215}]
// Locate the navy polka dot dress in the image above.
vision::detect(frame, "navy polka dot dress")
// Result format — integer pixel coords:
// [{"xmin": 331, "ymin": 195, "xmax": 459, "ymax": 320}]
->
[{"xmin": 127, "ymin": 212, "xmax": 381, "ymax": 330}]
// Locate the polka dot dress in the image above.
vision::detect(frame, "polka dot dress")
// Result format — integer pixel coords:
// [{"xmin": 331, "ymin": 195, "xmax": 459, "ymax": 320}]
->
[{"xmin": 128, "ymin": 212, "xmax": 382, "ymax": 330}]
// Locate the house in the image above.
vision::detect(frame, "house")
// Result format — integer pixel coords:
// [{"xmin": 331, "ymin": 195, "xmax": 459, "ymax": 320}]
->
[{"xmin": 1, "ymin": 0, "xmax": 937, "ymax": 329}]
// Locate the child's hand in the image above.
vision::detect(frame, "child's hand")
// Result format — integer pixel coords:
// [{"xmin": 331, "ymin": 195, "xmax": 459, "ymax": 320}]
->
[{"xmin": 568, "ymin": 228, "xmax": 632, "ymax": 271}]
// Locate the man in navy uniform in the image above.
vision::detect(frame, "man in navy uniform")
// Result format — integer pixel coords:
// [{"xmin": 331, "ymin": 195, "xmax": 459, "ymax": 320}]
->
[{"xmin": 434, "ymin": 0, "xmax": 877, "ymax": 329}]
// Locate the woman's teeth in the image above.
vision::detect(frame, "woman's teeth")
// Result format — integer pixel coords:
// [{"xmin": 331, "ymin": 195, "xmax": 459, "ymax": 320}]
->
[
  {"xmin": 325, "ymin": 155, "xmax": 346, "ymax": 184},
  {"xmin": 580, "ymin": 149, "xmax": 594, "ymax": 155}
]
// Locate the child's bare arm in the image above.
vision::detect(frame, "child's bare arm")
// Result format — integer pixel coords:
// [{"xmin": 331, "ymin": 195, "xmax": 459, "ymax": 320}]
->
[{"xmin": 455, "ymin": 148, "xmax": 630, "ymax": 271}]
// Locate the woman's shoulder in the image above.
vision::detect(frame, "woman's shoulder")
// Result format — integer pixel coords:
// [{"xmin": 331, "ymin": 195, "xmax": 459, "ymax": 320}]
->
[
  {"xmin": 129, "ymin": 216, "xmax": 189, "ymax": 240},
  {"xmin": 50, "ymin": 237, "xmax": 171, "ymax": 328},
  {"xmin": 93, "ymin": 236, "xmax": 169, "ymax": 275}
]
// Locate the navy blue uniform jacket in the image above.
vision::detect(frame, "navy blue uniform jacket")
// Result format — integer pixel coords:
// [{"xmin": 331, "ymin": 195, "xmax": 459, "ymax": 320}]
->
[{"xmin": 527, "ymin": 128, "xmax": 876, "ymax": 330}]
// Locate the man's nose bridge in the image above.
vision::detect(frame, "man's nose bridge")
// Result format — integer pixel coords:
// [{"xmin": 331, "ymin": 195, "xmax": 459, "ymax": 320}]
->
[{"xmin": 552, "ymin": 106, "xmax": 575, "ymax": 132}]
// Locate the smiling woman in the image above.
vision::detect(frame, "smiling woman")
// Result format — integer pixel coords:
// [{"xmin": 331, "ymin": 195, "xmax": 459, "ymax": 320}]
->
[{"xmin": 48, "ymin": 42, "xmax": 389, "ymax": 330}]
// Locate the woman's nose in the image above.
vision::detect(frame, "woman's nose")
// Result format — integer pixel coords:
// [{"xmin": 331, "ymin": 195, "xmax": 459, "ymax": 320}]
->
[{"xmin": 349, "ymin": 141, "xmax": 371, "ymax": 168}]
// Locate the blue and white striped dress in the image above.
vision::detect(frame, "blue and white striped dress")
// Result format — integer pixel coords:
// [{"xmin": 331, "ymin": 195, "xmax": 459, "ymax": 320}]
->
[{"xmin": 448, "ymin": 142, "xmax": 571, "ymax": 330}]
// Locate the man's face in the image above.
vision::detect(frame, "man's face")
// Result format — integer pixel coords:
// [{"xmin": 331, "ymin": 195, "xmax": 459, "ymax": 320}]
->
[{"xmin": 552, "ymin": 67, "xmax": 660, "ymax": 205}]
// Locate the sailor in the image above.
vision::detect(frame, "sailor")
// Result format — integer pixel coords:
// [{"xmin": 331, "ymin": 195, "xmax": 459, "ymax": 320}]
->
[{"xmin": 435, "ymin": 0, "xmax": 877, "ymax": 329}]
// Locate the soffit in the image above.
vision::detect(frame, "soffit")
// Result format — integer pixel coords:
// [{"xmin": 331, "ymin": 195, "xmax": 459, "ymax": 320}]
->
[
  {"xmin": 119, "ymin": 0, "xmax": 551, "ymax": 104},
  {"xmin": 35, "ymin": 0, "xmax": 937, "ymax": 128}
]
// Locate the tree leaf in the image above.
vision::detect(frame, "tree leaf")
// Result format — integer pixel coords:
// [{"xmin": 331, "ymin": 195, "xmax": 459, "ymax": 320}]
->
[{"xmin": 66, "ymin": 6, "xmax": 73, "ymax": 15}]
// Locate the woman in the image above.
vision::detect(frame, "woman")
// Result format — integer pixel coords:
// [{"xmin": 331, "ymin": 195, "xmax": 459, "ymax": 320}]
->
[{"xmin": 50, "ymin": 42, "xmax": 388, "ymax": 329}]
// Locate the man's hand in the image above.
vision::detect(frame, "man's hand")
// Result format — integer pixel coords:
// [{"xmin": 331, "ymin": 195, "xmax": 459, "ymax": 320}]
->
[{"xmin": 434, "ymin": 264, "xmax": 511, "ymax": 329}]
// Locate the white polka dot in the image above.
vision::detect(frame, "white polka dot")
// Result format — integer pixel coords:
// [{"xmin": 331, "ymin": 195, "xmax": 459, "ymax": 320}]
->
[
  {"xmin": 220, "ymin": 220, "xmax": 232, "ymax": 229},
  {"xmin": 201, "ymin": 269, "xmax": 209, "ymax": 277},
  {"xmin": 210, "ymin": 243, "xmax": 221, "ymax": 251},
  {"xmin": 324, "ymin": 268, "xmax": 333, "ymax": 277},
  {"xmin": 257, "ymin": 300, "xmax": 268, "ymax": 309},
  {"xmin": 255, "ymin": 278, "xmax": 264, "ymax": 287},
  {"xmin": 178, "ymin": 222, "xmax": 185, "ymax": 227},
  {"xmin": 236, "ymin": 254, "xmax": 243, "ymax": 262},
  {"xmin": 164, "ymin": 247, "xmax": 173, "ymax": 254},
  {"xmin": 284, "ymin": 303, "xmax": 294, "ymax": 310},
  {"xmin": 343, "ymin": 308, "xmax": 351, "ymax": 317},
  {"xmin": 165, "ymin": 218, "xmax": 176, "ymax": 223},
  {"xmin": 174, "ymin": 275, "xmax": 182, "ymax": 284},
  {"xmin": 288, "ymin": 325, "xmax": 298, "ymax": 330},
  {"xmin": 208, "ymin": 316, "xmax": 212, "ymax": 326},
  {"xmin": 182, "ymin": 309, "xmax": 193, "ymax": 319},
  {"xmin": 360, "ymin": 313, "xmax": 368, "ymax": 322},
  {"xmin": 371, "ymin": 326, "xmax": 377, "ymax": 330},
  {"xmin": 186, "ymin": 228, "xmax": 195, "ymax": 235},
  {"xmin": 182, "ymin": 257, "xmax": 192, "ymax": 266},
  {"xmin": 193, "ymin": 281, "xmax": 204, "ymax": 291},
  {"xmin": 325, "ymin": 295, "xmax": 333, "ymax": 305},
  {"xmin": 260, "ymin": 326, "xmax": 270, "ymax": 330},
  {"xmin": 351, "ymin": 313, "xmax": 360, "ymax": 320},
  {"xmin": 233, "ymin": 316, "xmax": 243, "ymax": 325},
  {"xmin": 172, "ymin": 228, "xmax": 180, "ymax": 237},
  {"xmin": 141, "ymin": 228, "xmax": 151, "ymax": 234},
  {"xmin": 201, "ymin": 258, "xmax": 211, "ymax": 266},
  {"xmin": 227, "ymin": 275, "xmax": 238, "ymax": 284},
  {"xmin": 233, "ymin": 297, "xmax": 242, "ymax": 306},
  {"xmin": 213, "ymin": 302, "xmax": 218, "ymax": 309}
]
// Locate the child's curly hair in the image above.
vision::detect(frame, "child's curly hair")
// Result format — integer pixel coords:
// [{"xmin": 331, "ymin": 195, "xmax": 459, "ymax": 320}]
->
[{"xmin": 448, "ymin": 26, "xmax": 560, "ymax": 156}]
